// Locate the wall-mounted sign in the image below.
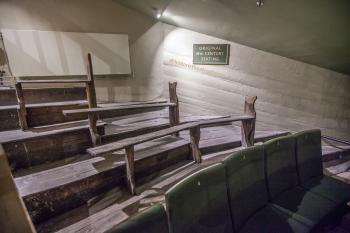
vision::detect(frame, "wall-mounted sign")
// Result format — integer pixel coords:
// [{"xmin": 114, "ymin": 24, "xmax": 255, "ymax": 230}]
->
[{"xmin": 193, "ymin": 44, "xmax": 230, "ymax": 65}]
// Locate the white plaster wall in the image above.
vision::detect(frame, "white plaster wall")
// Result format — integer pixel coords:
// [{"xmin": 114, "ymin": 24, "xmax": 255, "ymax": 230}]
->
[
  {"xmin": 158, "ymin": 24, "xmax": 350, "ymax": 140},
  {"xmin": 0, "ymin": 0, "xmax": 348, "ymax": 140},
  {"xmin": 0, "ymin": 0, "xmax": 162, "ymax": 102}
]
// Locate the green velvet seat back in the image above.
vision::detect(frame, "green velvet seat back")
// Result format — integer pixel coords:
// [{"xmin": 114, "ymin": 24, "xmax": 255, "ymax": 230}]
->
[
  {"xmin": 293, "ymin": 129, "xmax": 323, "ymax": 185},
  {"xmin": 264, "ymin": 135, "xmax": 299, "ymax": 199},
  {"xmin": 106, "ymin": 204, "xmax": 169, "ymax": 233},
  {"xmin": 223, "ymin": 145, "xmax": 268, "ymax": 232},
  {"xmin": 165, "ymin": 163, "xmax": 233, "ymax": 233}
]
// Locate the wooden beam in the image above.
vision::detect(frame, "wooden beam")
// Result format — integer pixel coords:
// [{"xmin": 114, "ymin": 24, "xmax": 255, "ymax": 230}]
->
[
  {"xmin": 86, "ymin": 53, "xmax": 101, "ymax": 146},
  {"xmin": 168, "ymin": 82, "xmax": 180, "ymax": 127},
  {"xmin": 14, "ymin": 80, "xmax": 28, "ymax": 130},
  {"xmin": 87, "ymin": 122, "xmax": 198, "ymax": 156},
  {"xmin": 189, "ymin": 125, "xmax": 201, "ymax": 163},
  {"xmin": 125, "ymin": 145, "xmax": 136, "ymax": 195},
  {"xmin": 241, "ymin": 96, "xmax": 257, "ymax": 147},
  {"xmin": 62, "ymin": 103, "xmax": 176, "ymax": 116},
  {"xmin": 0, "ymin": 145, "xmax": 36, "ymax": 233}
]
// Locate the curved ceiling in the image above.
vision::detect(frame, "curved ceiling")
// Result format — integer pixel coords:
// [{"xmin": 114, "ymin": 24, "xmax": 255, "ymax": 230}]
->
[{"xmin": 117, "ymin": 0, "xmax": 350, "ymax": 75}]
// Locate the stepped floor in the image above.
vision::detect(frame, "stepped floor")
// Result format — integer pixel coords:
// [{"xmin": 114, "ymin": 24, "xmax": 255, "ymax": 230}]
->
[
  {"xmin": 7, "ymin": 110, "xmax": 349, "ymax": 233},
  {"xmin": 32, "ymin": 112, "xmax": 289, "ymax": 233}
]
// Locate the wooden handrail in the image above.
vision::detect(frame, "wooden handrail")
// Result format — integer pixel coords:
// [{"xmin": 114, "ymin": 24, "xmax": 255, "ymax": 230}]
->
[{"xmin": 88, "ymin": 122, "xmax": 200, "ymax": 194}]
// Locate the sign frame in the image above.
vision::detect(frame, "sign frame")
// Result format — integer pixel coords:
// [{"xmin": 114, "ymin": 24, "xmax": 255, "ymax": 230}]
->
[{"xmin": 193, "ymin": 44, "xmax": 230, "ymax": 65}]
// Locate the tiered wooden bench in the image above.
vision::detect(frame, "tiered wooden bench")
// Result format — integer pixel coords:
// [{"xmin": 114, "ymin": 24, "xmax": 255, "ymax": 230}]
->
[
  {"xmin": 87, "ymin": 96, "xmax": 257, "ymax": 195},
  {"xmin": 63, "ymin": 82, "xmax": 180, "ymax": 146},
  {"xmin": 87, "ymin": 122, "xmax": 200, "ymax": 195},
  {"xmin": 13, "ymin": 54, "xmax": 97, "ymax": 130}
]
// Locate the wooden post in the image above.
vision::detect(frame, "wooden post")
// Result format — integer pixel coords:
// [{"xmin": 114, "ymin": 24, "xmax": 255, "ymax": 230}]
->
[
  {"xmin": 14, "ymin": 79, "xmax": 28, "ymax": 130},
  {"xmin": 125, "ymin": 146, "xmax": 136, "ymax": 195},
  {"xmin": 0, "ymin": 145, "xmax": 37, "ymax": 233},
  {"xmin": 86, "ymin": 53, "xmax": 101, "ymax": 146},
  {"xmin": 241, "ymin": 96, "xmax": 257, "ymax": 147},
  {"xmin": 189, "ymin": 125, "xmax": 201, "ymax": 163},
  {"xmin": 168, "ymin": 82, "xmax": 180, "ymax": 127}
]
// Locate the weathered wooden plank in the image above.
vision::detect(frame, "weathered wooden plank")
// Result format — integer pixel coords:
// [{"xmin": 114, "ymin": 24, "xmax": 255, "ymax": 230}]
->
[
  {"xmin": 2, "ymin": 123, "xmax": 105, "ymax": 171},
  {"xmin": 0, "ymin": 145, "xmax": 36, "ymax": 233},
  {"xmin": 63, "ymin": 103, "xmax": 176, "ymax": 116},
  {"xmin": 87, "ymin": 122, "xmax": 198, "ymax": 156},
  {"xmin": 14, "ymin": 81, "xmax": 28, "ymax": 130},
  {"xmin": 0, "ymin": 121, "xmax": 106, "ymax": 144},
  {"xmin": 189, "ymin": 125, "xmax": 201, "ymax": 163},
  {"xmin": 0, "ymin": 87, "xmax": 86, "ymax": 106},
  {"xmin": 125, "ymin": 146, "xmax": 135, "ymax": 195},
  {"xmin": 15, "ymin": 137, "xmax": 189, "ymax": 224},
  {"xmin": 85, "ymin": 53, "xmax": 100, "ymax": 146},
  {"xmin": 17, "ymin": 79, "xmax": 89, "ymax": 84},
  {"xmin": 168, "ymin": 82, "xmax": 180, "ymax": 127},
  {"xmin": 241, "ymin": 96, "xmax": 257, "ymax": 147}
]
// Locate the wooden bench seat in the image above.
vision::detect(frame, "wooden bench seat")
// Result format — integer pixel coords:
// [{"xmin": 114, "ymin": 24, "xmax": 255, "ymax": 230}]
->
[
  {"xmin": 16, "ymin": 79, "xmax": 90, "ymax": 84},
  {"xmin": 63, "ymin": 102, "xmax": 176, "ymax": 116},
  {"xmin": 88, "ymin": 122, "xmax": 200, "ymax": 194}
]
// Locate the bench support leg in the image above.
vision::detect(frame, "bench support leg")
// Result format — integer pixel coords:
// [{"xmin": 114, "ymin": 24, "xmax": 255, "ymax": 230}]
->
[
  {"xmin": 14, "ymin": 81, "xmax": 28, "ymax": 130},
  {"xmin": 125, "ymin": 146, "xmax": 136, "ymax": 195},
  {"xmin": 169, "ymin": 82, "xmax": 180, "ymax": 136},
  {"xmin": 88, "ymin": 113, "xmax": 101, "ymax": 146},
  {"xmin": 86, "ymin": 53, "xmax": 101, "ymax": 146},
  {"xmin": 241, "ymin": 96, "xmax": 257, "ymax": 147},
  {"xmin": 190, "ymin": 125, "xmax": 201, "ymax": 163}
]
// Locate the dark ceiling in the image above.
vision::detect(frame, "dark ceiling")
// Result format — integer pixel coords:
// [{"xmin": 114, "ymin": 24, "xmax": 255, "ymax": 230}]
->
[{"xmin": 117, "ymin": 0, "xmax": 350, "ymax": 75}]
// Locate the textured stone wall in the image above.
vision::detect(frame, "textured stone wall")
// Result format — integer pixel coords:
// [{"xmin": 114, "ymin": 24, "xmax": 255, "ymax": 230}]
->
[{"xmin": 159, "ymin": 24, "xmax": 350, "ymax": 140}]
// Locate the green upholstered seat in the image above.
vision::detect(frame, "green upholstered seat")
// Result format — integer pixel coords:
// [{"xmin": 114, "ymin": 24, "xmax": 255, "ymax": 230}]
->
[
  {"xmin": 105, "ymin": 204, "xmax": 169, "ymax": 233},
  {"xmin": 223, "ymin": 145, "xmax": 311, "ymax": 233},
  {"xmin": 294, "ymin": 130, "xmax": 350, "ymax": 205},
  {"xmin": 223, "ymin": 145, "xmax": 268, "ymax": 231},
  {"xmin": 264, "ymin": 135, "xmax": 338, "ymax": 227},
  {"xmin": 165, "ymin": 163, "xmax": 233, "ymax": 233},
  {"xmin": 239, "ymin": 204, "xmax": 310, "ymax": 233}
]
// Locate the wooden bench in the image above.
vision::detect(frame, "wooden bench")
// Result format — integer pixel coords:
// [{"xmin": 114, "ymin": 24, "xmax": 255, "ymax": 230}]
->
[
  {"xmin": 87, "ymin": 95, "xmax": 257, "ymax": 195},
  {"xmin": 13, "ymin": 53, "xmax": 97, "ymax": 130},
  {"xmin": 87, "ymin": 122, "xmax": 200, "ymax": 194},
  {"xmin": 62, "ymin": 82, "xmax": 180, "ymax": 147}
]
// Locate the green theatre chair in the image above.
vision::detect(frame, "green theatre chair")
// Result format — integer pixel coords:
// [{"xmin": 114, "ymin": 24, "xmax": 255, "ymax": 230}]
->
[
  {"xmin": 105, "ymin": 203, "xmax": 169, "ymax": 233},
  {"xmin": 264, "ymin": 135, "xmax": 338, "ymax": 228},
  {"xmin": 294, "ymin": 129, "xmax": 350, "ymax": 206},
  {"xmin": 223, "ymin": 145, "xmax": 310, "ymax": 233},
  {"xmin": 165, "ymin": 163, "xmax": 233, "ymax": 233}
]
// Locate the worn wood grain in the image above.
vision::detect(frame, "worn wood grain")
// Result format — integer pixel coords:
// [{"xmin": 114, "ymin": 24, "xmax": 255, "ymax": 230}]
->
[
  {"xmin": 14, "ymin": 81, "xmax": 28, "ymax": 130},
  {"xmin": 0, "ymin": 145, "xmax": 36, "ymax": 233},
  {"xmin": 87, "ymin": 122, "xmax": 198, "ymax": 156}
]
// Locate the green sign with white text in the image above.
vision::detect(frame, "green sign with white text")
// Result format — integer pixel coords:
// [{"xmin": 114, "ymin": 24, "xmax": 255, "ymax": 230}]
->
[{"xmin": 193, "ymin": 44, "xmax": 230, "ymax": 65}]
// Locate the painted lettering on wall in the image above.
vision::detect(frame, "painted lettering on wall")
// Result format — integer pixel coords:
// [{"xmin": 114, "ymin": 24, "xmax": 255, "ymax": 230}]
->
[{"xmin": 193, "ymin": 44, "xmax": 230, "ymax": 65}]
